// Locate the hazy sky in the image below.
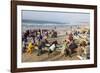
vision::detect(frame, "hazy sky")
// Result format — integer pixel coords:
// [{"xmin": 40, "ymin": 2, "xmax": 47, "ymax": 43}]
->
[{"xmin": 22, "ymin": 10, "xmax": 90, "ymax": 25}]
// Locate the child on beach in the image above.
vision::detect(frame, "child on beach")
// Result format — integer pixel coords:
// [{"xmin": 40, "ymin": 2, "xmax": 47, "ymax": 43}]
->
[
  {"xmin": 27, "ymin": 41, "xmax": 35, "ymax": 54},
  {"xmin": 61, "ymin": 40, "xmax": 68, "ymax": 55}
]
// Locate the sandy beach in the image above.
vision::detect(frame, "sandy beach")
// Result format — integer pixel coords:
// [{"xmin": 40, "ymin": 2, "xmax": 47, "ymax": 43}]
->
[{"xmin": 22, "ymin": 24, "xmax": 90, "ymax": 62}]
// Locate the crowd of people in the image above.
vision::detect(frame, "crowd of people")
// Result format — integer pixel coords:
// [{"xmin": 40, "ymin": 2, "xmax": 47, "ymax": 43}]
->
[
  {"xmin": 22, "ymin": 29, "xmax": 58, "ymax": 55},
  {"xmin": 22, "ymin": 27, "xmax": 90, "ymax": 60}
]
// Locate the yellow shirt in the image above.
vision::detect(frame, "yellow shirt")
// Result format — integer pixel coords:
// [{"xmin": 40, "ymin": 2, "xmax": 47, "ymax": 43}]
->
[{"xmin": 28, "ymin": 42, "xmax": 34, "ymax": 50}]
